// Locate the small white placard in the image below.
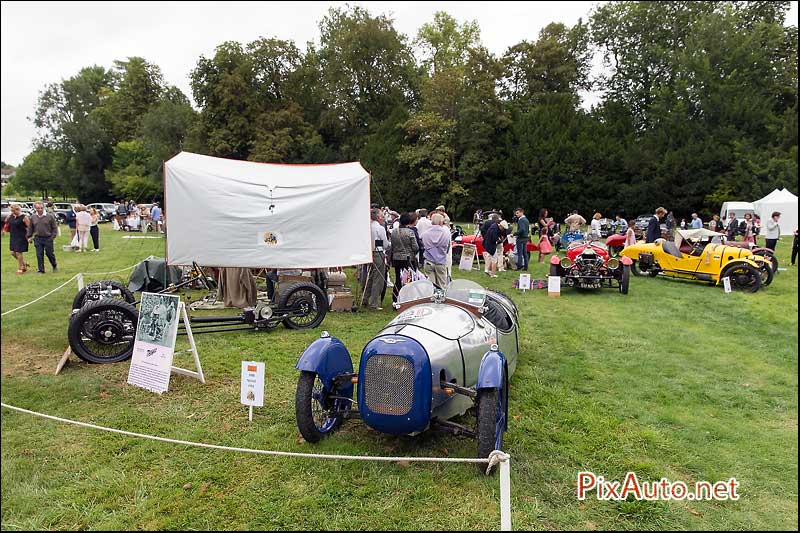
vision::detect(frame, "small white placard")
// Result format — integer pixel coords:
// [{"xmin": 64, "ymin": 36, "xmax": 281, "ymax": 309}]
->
[
  {"xmin": 241, "ymin": 361, "xmax": 265, "ymax": 407},
  {"xmin": 548, "ymin": 275, "xmax": 561, "ymax": 296},
  {"xmin": 519, "ymin": 273, "xmax": 531, "ymax": 290},
  {"xmin": 459, "ymin": 243, "xmax": 477, "ymax": 271},
  {"xmin": 722, "ymin": 276, "xmax": 732, "ymax": 293}
]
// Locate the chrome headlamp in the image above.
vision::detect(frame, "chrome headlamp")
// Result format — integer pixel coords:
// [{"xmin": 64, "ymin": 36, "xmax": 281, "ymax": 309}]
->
[
  {"xmin": 560, "ymin": 257, "xmax": 572, "ymax": 268},
  {"xmin": 607, "ymin": 258, "xmax": 620, "ymax": 270}
]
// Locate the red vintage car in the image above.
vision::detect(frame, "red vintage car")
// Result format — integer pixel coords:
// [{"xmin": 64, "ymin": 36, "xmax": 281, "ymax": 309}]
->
[
  {"xmin": 550, "ymin": 240, "xmax": 632, "ymax": 294},
  {"xmin": 452, "ymin": 234, "xmax": 538, "ymax": 265}
]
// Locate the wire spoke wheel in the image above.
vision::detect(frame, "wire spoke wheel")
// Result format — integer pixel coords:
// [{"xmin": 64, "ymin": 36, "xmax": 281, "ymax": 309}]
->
[
  {"xmin": 279, "ymin": 282, "xmax": 327, "ymax": 330},
  {"xmin": 295, "ymin": 371, "xmax": 346, "ymax": 442},
  {"xmin": 723, "ymin": 264, "xmax": 762, "ymax": 293}
]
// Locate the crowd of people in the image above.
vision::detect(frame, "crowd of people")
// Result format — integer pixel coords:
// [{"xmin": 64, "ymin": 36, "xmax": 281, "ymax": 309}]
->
[
  {"xmin": 361, "ymin": 205, "xmax": 454, "ymax": 310},
  {"xmin": 2, "ymin": 198, "xmax": 165, "ymax": 275},
  {"xmin": 111, "ymin": 200, "xmax": 164, "ymax": 233}
]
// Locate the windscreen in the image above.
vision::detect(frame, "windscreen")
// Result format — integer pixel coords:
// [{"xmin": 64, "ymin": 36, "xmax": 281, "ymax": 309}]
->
[
  {"xmin": 445, "ymin": 279, "xmax": 486, "ymax": 307},
  {"xmin": 397, "ymin": 279, "xmax": 435, "ymax": 305}
]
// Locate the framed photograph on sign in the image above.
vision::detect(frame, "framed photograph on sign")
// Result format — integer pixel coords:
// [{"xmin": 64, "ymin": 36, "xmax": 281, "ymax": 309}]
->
[{"xmin": 136, "ymin": 293, "xmax": 180, "ymax": 348}]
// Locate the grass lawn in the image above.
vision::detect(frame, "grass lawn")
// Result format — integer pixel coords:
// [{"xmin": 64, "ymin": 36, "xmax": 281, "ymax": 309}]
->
[{"xmin": 1, "ymin": 223, "xmax": 797, "ymax": 530}]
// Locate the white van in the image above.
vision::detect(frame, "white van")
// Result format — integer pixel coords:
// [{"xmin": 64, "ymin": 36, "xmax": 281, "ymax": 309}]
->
[{"xmin": 719, "ymin": 201, "xmax": 755, "ymax": 224}]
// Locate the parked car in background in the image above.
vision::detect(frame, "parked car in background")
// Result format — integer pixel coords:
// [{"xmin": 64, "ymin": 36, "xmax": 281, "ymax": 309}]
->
[
  {"xmin": 52, "ymin": 202, "xmax": 75, "ymax": 224},
  {"xmin": 621, "ymin": 228, "xmax": 774, "ymax": 292},
  {"xmin": 633, "ymin": 215, "xmax": 668, "ymax": 240},
  {"xmin": 550, "ymin": 239, "xmax": 632, "ymax": 294},
  {"xmin": 87, "ymin": 203, "xmax": 117, "ymax": 222},
  {"xmin": 1, "ymin": 200, "xmax": 33, "ymax": 217}
]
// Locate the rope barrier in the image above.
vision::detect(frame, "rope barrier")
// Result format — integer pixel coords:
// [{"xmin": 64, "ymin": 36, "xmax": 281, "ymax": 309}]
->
[
  {"xmin": 0, "ymin": 402, "xmax": 513, "ymax": 530},
  {"xmin": 82, "ymin": 262, "xmax": 140, "ymax": 276},
  {"xmin": 0, "ymin": 274, "xmax": 79, "ymax": 317},
  {"xmin": 0, "ymin": 261, "xmax": 142, "ymax": 317}
]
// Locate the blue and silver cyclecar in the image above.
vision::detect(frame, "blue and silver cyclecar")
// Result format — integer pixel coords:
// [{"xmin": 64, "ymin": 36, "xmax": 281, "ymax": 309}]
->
[{"xmin": 294, "ymin": 279, "xmax": 520, "ymax": 474}]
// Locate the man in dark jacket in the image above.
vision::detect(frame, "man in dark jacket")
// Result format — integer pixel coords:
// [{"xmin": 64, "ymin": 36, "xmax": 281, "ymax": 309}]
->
[
  {"xmin": 646, "ymin": 207, "xmax": 667, "ymax": 243},
  {"xmin": 482, "ymin": 217, "xmax": 500, "ymax": 277},
  {"xmin": 514, "ymin": 208, "xmax": 530, "ymax": 271},
  {"xmin": 726, "ymin": 212, "xmax": 739, "ymax": 241}
]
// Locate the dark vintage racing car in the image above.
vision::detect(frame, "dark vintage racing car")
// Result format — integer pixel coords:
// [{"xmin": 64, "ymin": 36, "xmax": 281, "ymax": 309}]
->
[
  {"xmin": 293, "ymin": 279, "xmax": 519, "ymax": 474},
  {"xmin": 549, "ymin": 238, "xmax": 632, "ymax": 294},
  {"xmin": 66, "ymin": 265, "xmax": 328, "ymax": 364}
]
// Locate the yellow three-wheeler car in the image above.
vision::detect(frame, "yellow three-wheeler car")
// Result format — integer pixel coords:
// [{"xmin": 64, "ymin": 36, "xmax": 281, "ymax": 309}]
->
[{"xmin": 620, "ymin": 229, "xmax": 775, "ymax": 293}]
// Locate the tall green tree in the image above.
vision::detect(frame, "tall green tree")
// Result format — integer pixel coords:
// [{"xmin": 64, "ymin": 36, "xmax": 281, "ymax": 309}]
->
[
  {"xmin": 314, "ymin": 5, "xmax": 419, "ymax": 158},
  {"xmin": 32, "ymin": 65, "xmax": 117, "ymax": 200}
]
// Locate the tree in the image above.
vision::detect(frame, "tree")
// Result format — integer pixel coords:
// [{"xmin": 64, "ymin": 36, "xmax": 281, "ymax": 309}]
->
[
  {"xmin": 248, "ymin": 102, "xmax": 323, "ymax": 163},
  {"xmin": 501, "ymin": 21, "xmax": 592, "ymax": 109},
  {"xmin": 415, "ymin": 11, "xmax": 480, "ymax": 75},
  {"xmin": 96, "ymin": 57, "xmax": 167, "ymax": 145},
  {"xmin": 32, "ymin": 65, "xmax": 116, "ymax": 200},
  {"xmin": 106, "ymin": 140, "xmax": 160, "ymax": 201},
  {"xmin": 400, "ymin": 12, "xmax": 508, "ymax": 216},
  {"xmin": 315, "ymin": 5, "xmax": 419, "ymax": 158},
  {"xmin": 12, "ymin": 148, "xmax": 74, "ymax": 199}
]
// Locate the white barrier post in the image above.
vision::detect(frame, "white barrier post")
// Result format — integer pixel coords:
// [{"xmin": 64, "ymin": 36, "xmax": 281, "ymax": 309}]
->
[
  {"xmin": 500, "ymin": 456, "xmax": 512, "ymax": 531},
  {"xmin": 76, "ymin": 272, "xmax": 84, "ymax": 291}
]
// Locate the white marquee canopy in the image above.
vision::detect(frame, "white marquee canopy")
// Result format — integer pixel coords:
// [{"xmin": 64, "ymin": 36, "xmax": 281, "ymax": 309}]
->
[
  {"xmin": 753, "ymin": 188, "xmax": 797, "ymax": 236},
  {"xmin": 164, "ymin": 152, "xmax": 372, "ymax": 268}
]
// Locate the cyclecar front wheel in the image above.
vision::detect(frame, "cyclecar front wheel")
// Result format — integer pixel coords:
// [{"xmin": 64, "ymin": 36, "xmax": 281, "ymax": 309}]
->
[
  {"xmin": 295, "ymin": 371, "xmax": 347, "ymax": 443},
  {"xmin": 476, "ymin": 375, "xmax": 507, "ymax": 475}
]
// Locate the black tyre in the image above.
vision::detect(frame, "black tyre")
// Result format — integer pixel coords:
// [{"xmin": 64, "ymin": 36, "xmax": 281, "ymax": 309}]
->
[
  {"xmin": 295, "ymin": 371, "xmax": 346, "ymax": 443},
  {"xmin": 72, "ymin": 280, "xmax": 135, "ymax": 310},
  {"xmin": 68, "ymin": 299, "xmax": 139, "ymax": 363},
  {"xmin": 721, "ymin": 263, "xmax": 762, "ymax": 293},
  {"xmin": 753, "ymin": 261, "xmax": 773, "ymax": 287},
  {"xmin": 476, "ymin": 385, "xmax": 507, "ymax": 475},
  {"xmin": 754, "ymin": 250, "xmax": 778, "ymax": 274},
  {"xmin": 279, "ymin": 282, "xmax": 328, "ymax": 330},
  {"xmin": 619, "ymin": 265, "xmax": 630, "ymax": 294}
]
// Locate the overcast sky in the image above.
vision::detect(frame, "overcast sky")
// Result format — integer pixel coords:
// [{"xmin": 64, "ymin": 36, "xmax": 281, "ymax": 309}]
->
[{"xmin": 1, "ymin": 1, "xmax": 797, "ymax": 166}]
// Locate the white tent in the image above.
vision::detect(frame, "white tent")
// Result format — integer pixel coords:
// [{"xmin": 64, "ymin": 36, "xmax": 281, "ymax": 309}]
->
[
  {"xmin": 753, "ymin": 188, "xmax": 798, "ymax": 236},
  {"xmin": 164, "ymin": 152, "xmax": 372, "ymax": 268}
]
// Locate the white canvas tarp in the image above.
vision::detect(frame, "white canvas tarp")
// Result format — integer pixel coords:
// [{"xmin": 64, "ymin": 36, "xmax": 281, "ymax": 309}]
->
[
  {"xmin": 753, "ymin": 188, "xmax": 797, "ymax": 236},
  {"xmin": 165, "ymin": 152, "xmax": 372, "ymax": 268}
]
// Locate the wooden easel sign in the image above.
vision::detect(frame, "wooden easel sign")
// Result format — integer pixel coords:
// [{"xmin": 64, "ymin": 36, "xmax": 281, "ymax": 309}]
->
[
  {"xmin": 127, "ymin": 296, "xmax": 204, "ymax": 394},
  {"xmin": 459, "ymin": 243, "xmax": 478, "ymax": 271}
]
